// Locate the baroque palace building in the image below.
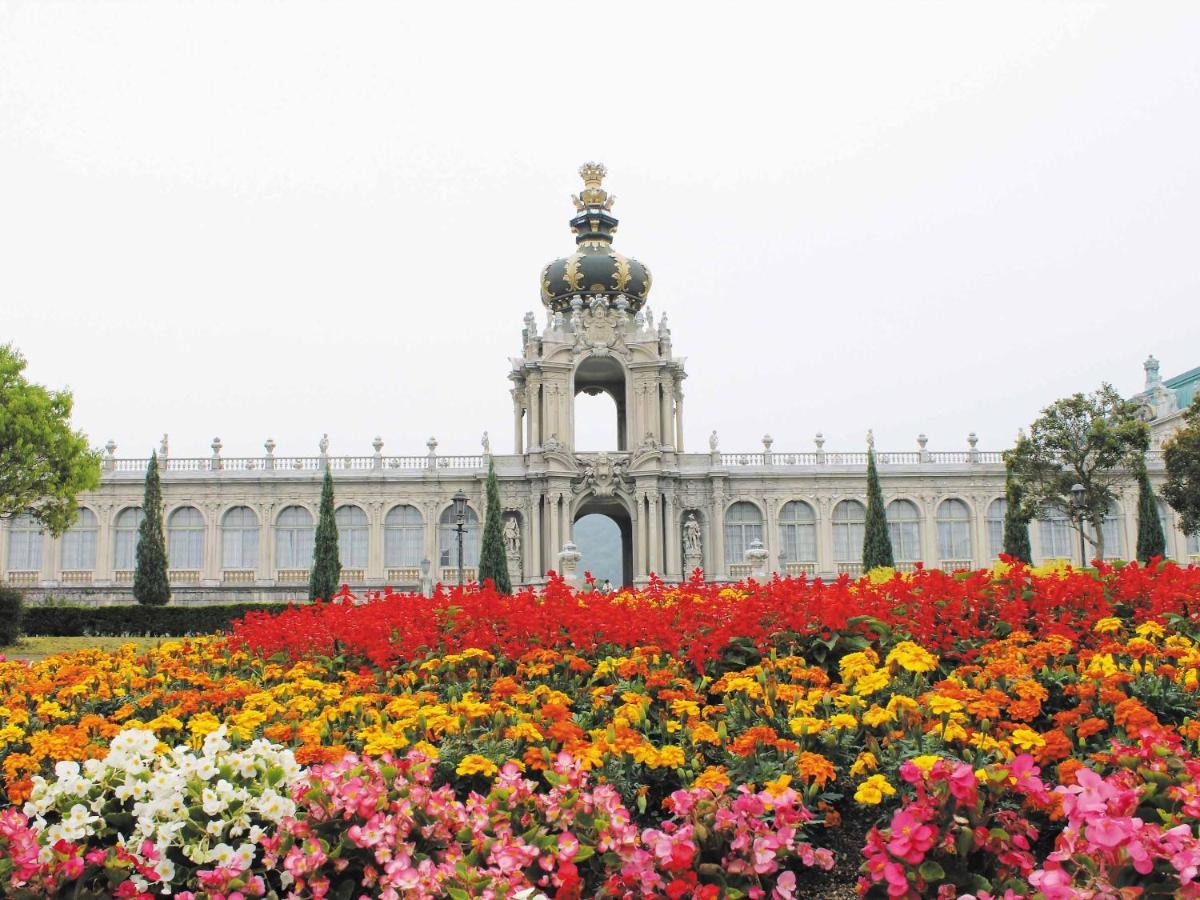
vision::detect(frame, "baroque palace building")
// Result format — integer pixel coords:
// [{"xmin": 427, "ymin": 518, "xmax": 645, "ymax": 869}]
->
[{"xmin": 4, "ymin": 164, "xmax": 1199, "ymax": 602}]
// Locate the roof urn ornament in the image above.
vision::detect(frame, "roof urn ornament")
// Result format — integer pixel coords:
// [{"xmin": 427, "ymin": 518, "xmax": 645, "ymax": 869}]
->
[{"xmin": 1145, "ymin": 354, "xmax": 1161, "ymax": 388}]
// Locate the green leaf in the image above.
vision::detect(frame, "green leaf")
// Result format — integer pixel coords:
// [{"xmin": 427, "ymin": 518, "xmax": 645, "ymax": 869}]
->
[{"xmin": 919, "ymin": 861, "xmax": 946, "ymax": 882}]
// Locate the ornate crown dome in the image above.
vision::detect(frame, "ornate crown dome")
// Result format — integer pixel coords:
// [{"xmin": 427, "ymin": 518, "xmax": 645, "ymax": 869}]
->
[{"xmin": 540, "ymin": 163, "xmax": 652, "ymax": 313}]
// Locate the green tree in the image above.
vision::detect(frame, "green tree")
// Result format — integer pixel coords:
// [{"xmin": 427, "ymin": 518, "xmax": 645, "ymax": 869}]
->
[
  {"xmin": 1001, "ymin": 458, "xmax": 1032, "ymax": 563},
  {"xmin": 132, "ymin": 453, "xmax": 170, "ymax": 606},
  {"xmin": 477, "ymin": 459, "xmax": 512, "ymax": 593},
  {"xmin": 1163, "ymin": 398, "xmax": 1200, "ymax": 538},
  {"xmin": 0, "ymin": 344, "xmax": 101, "ymax": 536},
  {"xmin": 309, "ymin": 465, "xmax": 341, "ymax": 601},
  {"xmin": 1135, "ymin": 459, "xmax": 1166, "ymax": 563},
  {"xmin": 862, "ymin": 435, "xmax": 894, "ymax": 570},
  {"xmin": 1008, "ymin": 384, "xmax": 1148, "ymax": 562}
]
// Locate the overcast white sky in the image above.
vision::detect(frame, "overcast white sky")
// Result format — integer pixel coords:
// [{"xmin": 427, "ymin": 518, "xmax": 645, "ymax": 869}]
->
[{"xmin": 2, "ymin": 2, "xmax": 1197, "ymax": 460}]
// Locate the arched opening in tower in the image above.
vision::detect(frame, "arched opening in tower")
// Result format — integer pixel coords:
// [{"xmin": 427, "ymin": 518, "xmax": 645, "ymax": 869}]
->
[
  {"xmin": 574, "ymin": 356, "xmax": 626, "ymax": 451},
  {"xmin": 573, "ymin": 500, "xmax": 632, "ymax": 587}
]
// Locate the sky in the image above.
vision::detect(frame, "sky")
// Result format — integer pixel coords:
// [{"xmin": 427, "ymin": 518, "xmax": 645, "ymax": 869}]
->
[{"xmin": 2, "ymin": 1, "xmax": 1198, "ymax": 460}]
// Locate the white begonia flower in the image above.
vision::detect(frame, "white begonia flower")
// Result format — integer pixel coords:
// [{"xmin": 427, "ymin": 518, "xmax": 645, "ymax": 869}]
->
[
  {"xmin": 54, "ymin": 760, "xmax": 81, "ymax": 779},
  {"xmin": 209, "ymin": 842, "xmax": 236, "ymax": 865},
  {"xmin": 234, "ymin": 842, "xmax": 256, "ymax": 869}
]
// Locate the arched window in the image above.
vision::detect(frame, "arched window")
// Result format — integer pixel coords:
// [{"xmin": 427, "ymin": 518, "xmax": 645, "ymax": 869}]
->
[
  {"xmin": 1189, "ymin": 530, "xmax": 1200, "ymax": 558},
  {"xmin": 1102, "ymin": 501, "xmax": 1123, "ymax": 560},
  {"xmin": 222, "ymin": 507, "xmax": 259, "ymax": 570},
  {"xmin": 275, "ymin": 506, "xmax": 314, "ymax": 570},
  {"xmin": 832, "ymin": 500, "xmax": 865, "ymax": 562},
  {"xmin": 778, "ymin": 501, "xmax": 816, "ymax": 563},
  {"xmin": 113, "ymin": 507, "xmax": 144, "ymax": 571},
  {"xmin": 385, "ymin": 505, "xmax": 424, "ymax": 567},
  {"xmin": 61, "ymin": 508, "xmax": 98, "ymax": 571},
  {"xmin": 986, "ymin": 498, "xmax": 1007, "ymax": 559},
  {"xmin": 6, "ymin": 513, "xmax": 43, "ymax": 571},
  {"xmin": 336, "ymin": 505, "xmax": 369, "ymax": 569},
  {"xmin": 936, "ymin": 499, "xmax": 972, "ymax": 562},
  {"xmin": 439, "ymin": 505, "xmax": 480, "ymax": 569},
  {"xmin": 1038, "ymin": 507, "xmax": 1073, "ymax": 560},
  {"xmin": 886, "ymin": 500, "xmax": 922, "ymax": 562},
  {"xmin": 723, "ymin": 502, "xmax": 763, "ymax": 565},
  {"xmin": 168, "ymin": 507, "xmax": 205, "ymax": 570}
]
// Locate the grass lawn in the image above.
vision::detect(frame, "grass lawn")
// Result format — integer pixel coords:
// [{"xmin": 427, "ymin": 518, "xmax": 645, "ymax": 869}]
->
[{"xmin": 0, "ymin": 635, "xmax": 186, "ymax": 661}]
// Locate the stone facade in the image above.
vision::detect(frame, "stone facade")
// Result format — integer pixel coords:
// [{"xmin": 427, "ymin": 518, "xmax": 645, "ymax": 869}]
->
[{"xmin": 3, "ymin": 165, "xmax": 1197, "ymax": 602}]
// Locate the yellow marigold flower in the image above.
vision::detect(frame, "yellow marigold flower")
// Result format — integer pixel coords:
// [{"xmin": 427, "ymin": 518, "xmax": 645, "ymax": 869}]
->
[
  {"xmin": 1166, "ymin": 635, "xmax": 1193, "ymax": 649},
  {"xmin": 504, "ymin": 722, "xmax": 545, "ymax": 742},
  {"xmin": 828, "ymin": 713, "xmax": 858, "ymax": 730},
  {"xmin": 854, "ymin": 774, "xmax": 896, "ymax": 805},
  {"xmin": 887, "ymin": 695, "xmax": 919, "ymax": 715},
  {"xmin": 655, "ymin": 745, "xmax": 686, "ymax": 769},
  {"xmin": 456, "ymin": 754, "xmax": 498, "ymax": 777},
  {"xmin": 1085, "ymin": 654, "xmax": 1119, "ymax": 678},
  {"xmin": 838, "ymin": 649, "xmax": 879, "ymax": 682},
  {"xmin": 690, "ymin": 722, "xmax": 720, "ymax": 744},
  {"xmin": 850, "ymin": 752, "xmax": 878, "ymax": 777},
  {"xmin": 720, "ymin": 677, "xmax": 763, "ymax": 698},
  {"xmin": 854, "ymin": 669, "xmax": 891, "ymax": 696},
  {"xmin": 412, "ymin": 740, "xmax": 440, "ymax": 759},
  {"xmin": 1134, "ymin": 621, "xmax": 1164, "ymax": 640},
  {"xmin": 927, "ymin": 695, "xmax": 964, "ymax": 716},
  {"xmin": 789, "ymin": 716, "xmax": 825, "ymax": 736},
  {"xmin": 835, "ymin": 694, "xmax": 866, "ymax": 711},
  {"xmin": 764, "ymin": 774, "xmax": 792, "ymax": 797},
  {"xmin": 1010, "ymin": 728, "xmax": 1046, "ymax": 752},
  {"xmin": 860, "ymin": 705, "xmax": 892, "ymax": 728},
  {"xmin": 885, "ymin": 641, "xmax": 939, "ymax": 674},
  {"xmin": 910, "ymin": 754, "xmax": 942, "ymax": 772},
  {"xmin": 941, "ymin": 721, "xmax": 968, "ymax": 743},
  {"xmin": 0, "ymin": 724, "xmax": 24, "ymax": 745},
  {"xmin": 1093, "ymin": 617, "xmax": 1123, "ymax": 634}
]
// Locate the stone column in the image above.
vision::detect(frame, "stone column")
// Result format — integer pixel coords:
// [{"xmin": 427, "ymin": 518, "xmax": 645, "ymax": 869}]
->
[
  {"xmin": 972, "ymin": 495, "xmax": 991, "ymax": 566},
  {"xmin": 711, "ymin": 494, "xmax": 727, "ymax": 580},
  {"xmin": 204, "ymin": 502, "xmax": 221, "ymax": 584},
  {"xmin": 631, "ymin": 498, "xmax": 644, "ymax": 578},
  {"xmin": 1029, "ymin": 516, "xmax": 1044, "ymax": 563},
  {"xmin": 367, "ymin": 501, "xmax": 384, "ymax": 582},
  {"xmin": 95, "ymin": 504, "xmax": 113, "ymax": 582},
  {"xmin": 0, "ymin": 518, "xmax": 7, "ymax": 577},
  {"xmin": 816, "ymin": 496, "xmax": 835, "ymax": 576},
  {"xmin": 548, "ymin": 494, "xmax": 560, "ymax": 573},
  {"xmin": 647, "ymin": 493, "xmax": 660, "ymax": 575},
  {"xmin": 528, "ymin": 376, "xmax": 542, "ymax": 448},
  {"xmin": 921, "ymin": 495, "xmax": 938, "ymax": 566},
  {"xmin": 424, "ymin": 501, "xmax": 440, "ymax": 578},
  {"xmin": 663, "ymin": 492, "xmax": 679, "ymax": 580},
  {"xmin": 674, "ymin": 390, "xmax": 685, "ymax": 452},
  {"xmin": 531, "ymin": 494, "xmax": 543, "ymax": 579},
  {"xmin": 258, "ymin": 502, "xmax": 274, "ymax": 581},
  {"xmin": 45, "ymin": 530, "xmax": 60, "ymax": 585},
  {"xmin": 658, "ymin": 377, "xmax": 671, "ymax": 446},
  {"xmin": 764, "ymin": 497, "xmax": 779, "ymax": 574}
]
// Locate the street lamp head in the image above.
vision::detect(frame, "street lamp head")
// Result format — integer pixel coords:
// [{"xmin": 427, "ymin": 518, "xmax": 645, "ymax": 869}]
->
[
  {"xmin": 452, "ymin": 490, "xmax": 469, "ymax": 524},
  {"xmin": 1070, "ymin": 483, "xmax": 1085, "ymax": 505}
]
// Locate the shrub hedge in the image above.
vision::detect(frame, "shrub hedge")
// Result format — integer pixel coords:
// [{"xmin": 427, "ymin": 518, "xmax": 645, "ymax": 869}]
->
[
  {"xmin": 19, "ymin": 602, "xmax": 300, "ymax": 637},
  {"xmin": 0, "ymin": 587, "xmax": 24, "ymax": 645}
]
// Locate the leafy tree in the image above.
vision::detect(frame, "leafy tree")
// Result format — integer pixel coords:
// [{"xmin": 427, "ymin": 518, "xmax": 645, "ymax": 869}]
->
[
  {"xmin": 1008, "ymin": 384, "xmax": 1148, "ymax": 562},
  {"xmin": 862, "ymin": 437, "xmax": 894, "ymax": 570},
  {"xmin": 1163, "ymin": 397, "xmax": 1200, "ymax": 538},
  {"xmin": 309, "ymin": 465, "xmax": 340, "ymax": 602},
  {"xmin": 132, "ymin": 453, "xmax": 170, "ymax": 606},
  {"xmin": 1135, "ymin": 460, "xmax": 1166, "ymax": 563},
  {"xmin": 0, "ymin": 344, "xmax": 101, "ymax": 536},
  {"xmin": 477, "ymin": 459, "xmax": 512, "ymax": 594},
  {"xmin": 1001, "ymin": 458, "xmax": 1032, "ymax": 563}
]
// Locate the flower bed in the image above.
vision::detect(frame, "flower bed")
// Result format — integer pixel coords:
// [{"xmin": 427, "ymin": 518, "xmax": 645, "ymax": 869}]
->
[{"xmin": 1, "ymin": 560, "xmax": 1200, "ymax": 897}]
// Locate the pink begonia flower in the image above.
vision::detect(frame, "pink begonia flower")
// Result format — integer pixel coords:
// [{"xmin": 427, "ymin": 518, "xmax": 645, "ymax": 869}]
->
[
  {"xmin": 1084, "ymin": 815, "xmax": 1135, "ymax": 850},
  {"xmin": 772, "ymin": 869, "xmax": 797, "ymax": 899},
  {"xmin": 948, "ymin": 762, "xmax": 978, "ymax": 805}
]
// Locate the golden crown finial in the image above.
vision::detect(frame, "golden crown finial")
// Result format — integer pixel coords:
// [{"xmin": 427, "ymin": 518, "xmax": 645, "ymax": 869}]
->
[
  {"xmin": 573, "ymin": 162, "xmax": 615, "ymax": 212},
  {"xmin": 579, "ymin": 161, "xmax": 607, "ymax": 190}
]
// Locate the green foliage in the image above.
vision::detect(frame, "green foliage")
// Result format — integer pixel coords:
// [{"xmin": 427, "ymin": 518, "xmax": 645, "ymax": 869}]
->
[
  {"xmin": 0, "ymin": 587, "xmax": 24, "ymax": 645},
  {"xmin": 20, "ymin": 602, "xmax": 297, "ymax": 637},
  {"xmin": 132, "ymin": 453, "xmax": 170, "ymax": 606},
  {"xmin": 1136, "ymin": 460, "xmax": 1167, "ymax": 563},
  {"xmin": 309, "ymin": 465, "xmax": 341, "ymax": 602},
  {"xmin": 477, "ymin": 459, "xmax": 511, "ymax": 594},
  {"xmin": 862, "ymin": 441, "xmax": 894, "ymax": 570},
  {"xmin": 0, "ymin": 344, "xmax": 101, "ymax": 537},
  {"xmin": 1163, "ymin": 397, "xmax": 1200, "ymax": 537},
  {"xmin": 1008, "ymin": 384, "xmax": 1148, "ymax": 561},
  {"xmin": 1001, "ymin": 459, "xmax": 1032, "ymax": 563}
]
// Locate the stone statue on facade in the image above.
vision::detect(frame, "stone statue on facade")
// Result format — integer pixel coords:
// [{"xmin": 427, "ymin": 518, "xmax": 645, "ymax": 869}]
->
[
  {"xmin": 504, "ymin": 516, "xmax": 521, "ymax": 557},
  {"xmin": 481, "ymin": 431, "xmax": 490, "ymax": 455},
  {"xmin": 160, "ymin": 434, "xmax": 169, "ymax": 459},
  {"xmin": 683, "ymin": 512, "xmax": 703, "ymax": 574},
  {"xmin": 319, "ymin": 433, "xmax": 330, "ymax": 456},
  {"xmin": 709, "ymin": 430, "xmax": 719, "ymax": 452}
]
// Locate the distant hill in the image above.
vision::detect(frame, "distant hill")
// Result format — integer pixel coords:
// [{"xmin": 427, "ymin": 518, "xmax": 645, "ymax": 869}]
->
[{"xmin": 572, "ymin": 514, "xmax": 624, "ymax": 586}]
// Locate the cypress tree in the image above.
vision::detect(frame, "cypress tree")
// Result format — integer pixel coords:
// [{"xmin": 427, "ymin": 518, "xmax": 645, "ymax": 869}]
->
[
  {"xmin": 862, "ymin": 436, "xmax": 894, "ymax": 571},
  {"xmin": 477, "ymin": 459, "xmax": 512, "ymax": 594},
  {"xmin": 1136, "ymin": 461, "xmax": 1166, "ymax": 563},
  {"xmin": 309, "ymin": 465, "xmax": 340, "ymax": 601},
  {"xmin": 1002, "ymin": 459, "xmax": 1033, "ymax": 563},
  {"xmin": 132, "ymin": 452, "xmax": 171, "ymax": 606}
]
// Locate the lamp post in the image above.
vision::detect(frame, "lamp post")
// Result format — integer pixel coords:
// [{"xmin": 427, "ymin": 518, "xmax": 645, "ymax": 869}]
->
[
  {"xmin": 452, "ymin": 490, "xmax": 469, "ymax": 587},
  {"xmin": 1070, "ymin": 482, "xmax": 1087, "ymax": 569}
]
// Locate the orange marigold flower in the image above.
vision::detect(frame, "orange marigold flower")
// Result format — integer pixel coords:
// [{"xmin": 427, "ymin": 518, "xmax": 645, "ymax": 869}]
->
[
  {"xmin": 1037, "ymin": 729, "xmax": 1073, "ymax": 764},
  {"xmin": 1057, "ymin": 758, "xmax": 1085, "ymax": 787},
  {"xmin": 796, "ymin": 751, "xmax": 836, "ymax": 787},
  {"xmin": 1076, "ymin": 717, "xmax": 1109, "ymax": 740},
  {"xmin": 729, "ymin": 726, "xmax": 778, "ymax": 757},
  {"xmin": 1114, "ymin": 698, "xmax": 1158, "ymax": 734}
]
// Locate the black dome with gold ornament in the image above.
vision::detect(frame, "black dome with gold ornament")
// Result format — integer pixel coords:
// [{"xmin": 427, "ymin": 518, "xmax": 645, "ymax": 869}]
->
[{"xmin": 540, "ymin": 163, "xmax": 652, "ymax": 313}]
